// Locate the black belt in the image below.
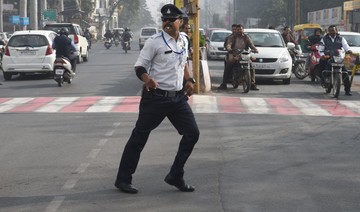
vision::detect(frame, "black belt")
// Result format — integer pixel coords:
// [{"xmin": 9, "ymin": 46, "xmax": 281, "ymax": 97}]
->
[{"xmin": 152, "ymin": 89, "xmax": 182, "ymax": 97}]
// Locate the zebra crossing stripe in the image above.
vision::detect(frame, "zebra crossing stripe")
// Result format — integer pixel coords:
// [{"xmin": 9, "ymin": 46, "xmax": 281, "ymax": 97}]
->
[{"xmin": 0, "ymin": 96, "xmax": 360, "ymax": 117}]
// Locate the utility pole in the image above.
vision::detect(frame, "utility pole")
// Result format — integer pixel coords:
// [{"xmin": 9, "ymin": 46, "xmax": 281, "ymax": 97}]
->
[
  {"xmin": 0, "ymin": 0, "xmax": 3, "ymax": 32},
  {"xmin": 20, "ymin": 0, "xmax": 27, "ymax": 30},
  {"xmin": 30, "ymin": 0, "xmax": 38, "ymax": 30},
  {"xmin": 58, "ymin": 0, "xmax": 64, "ymax": 22},
  {"xmin": 40, "ymin": 0, "xmax": 47, "ymax": 28}
]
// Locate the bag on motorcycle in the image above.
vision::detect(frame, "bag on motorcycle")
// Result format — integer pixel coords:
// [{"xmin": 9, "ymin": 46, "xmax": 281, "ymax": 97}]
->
[{"xmin": 226, "ymin": 53, "xmax": 234, "ymax": 63}]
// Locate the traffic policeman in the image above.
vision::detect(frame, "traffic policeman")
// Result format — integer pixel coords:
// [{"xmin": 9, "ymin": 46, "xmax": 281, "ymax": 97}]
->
[{"xmin": 115, "ymin": 4, "xmax": 200, "ymax": 194}]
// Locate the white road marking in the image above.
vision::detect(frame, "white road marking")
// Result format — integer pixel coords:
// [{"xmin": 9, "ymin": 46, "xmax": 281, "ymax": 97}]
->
[
  {"xmin": 241, "ymin": 97, "xmax": 270, "ymax": 114},
  {"xmin": 74, "ymin": 163, "xmax": 90, "ymax": 174},
  {"xmin": 191, "ymin": 95, "xmax": 218, "ymax": 113},
  {"xmin": 87, "ymin": 148, "xmax": 101, "ymax": 159},
  {"xmin": 97, "ymin": 139, "xmax": 108, "ymax": 146},
  {"xmin": 289, "ymin": 99, "xmax": 331, "ymax": 116},
  {"xmin": 0, "ymin": 98, "xmax": 34, "ymax": 112},
  {"xmin": 85, "ymin": 96, "xmax": 122, "ymax": 112},
  {"xmin": 62, "ymin": 178, "xmax": 79, "ymax": 190},
  {"xmin": 44, "ymin": 196, "xmax": 65, "ymax": 212},
  {"xmin": 36, "ymin": 97, "xmax": 79, "ymax": 113},
  {"xmin": 105, "ymin": 130, "xmax": 115, "ymax": 137}
]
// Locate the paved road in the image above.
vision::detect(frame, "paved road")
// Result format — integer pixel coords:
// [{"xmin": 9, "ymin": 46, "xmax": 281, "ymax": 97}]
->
[{"xmin": 1, "ymin": 41, "xmax": 360, "ymax": 212}]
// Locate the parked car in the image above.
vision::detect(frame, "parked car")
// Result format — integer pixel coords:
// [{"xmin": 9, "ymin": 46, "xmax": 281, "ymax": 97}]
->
[
  {"xmin": 245, "ymin": 28, "xmax": 293, "ymax": 84},
  {"xmin": 43, "ymin": 23, "xmax": 89, "ymax": 63},
  {"xmin": 206, "ymin": 29, "xmax": 232, "ymax": 60},
  {"xmin": 2, "ymin": 30, "xmax": 57, "ymax": 81},
  {"xmin": 139, "ymin": 27, "xmax": 159, "ymax": 50}
]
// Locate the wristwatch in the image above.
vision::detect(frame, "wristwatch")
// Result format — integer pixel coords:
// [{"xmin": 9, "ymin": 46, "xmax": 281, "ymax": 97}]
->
[{"xmin": 187, "ymin": 78, "xmax": 196, "ymax": 84}]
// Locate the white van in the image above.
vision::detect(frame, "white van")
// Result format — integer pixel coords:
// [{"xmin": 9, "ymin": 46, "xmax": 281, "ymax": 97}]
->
[{"xmin": 139, "ymin": 27, "xmax": 159, "ymax": 50}]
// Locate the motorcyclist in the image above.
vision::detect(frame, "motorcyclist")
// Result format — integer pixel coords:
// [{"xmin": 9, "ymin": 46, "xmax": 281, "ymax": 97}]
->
[
  {"xmin": 83, "ymin": 28, "xmax": 92, "ymax": 49},
  {"xmin": 223, "ymin": 24, "xmax": 259, "ymax": 90},
  {"xmin": 113, "ymin": 29, "xmax": 121, "ymax": 41},
  {"xmin": 308, "ymin": 28, "xmax": 323, "ymax": 46},
  {"xmin": 218, "ymin": 24, "xmax": 237, "ymax": 90},
  {"xmin": 317, "ymin": 25, "xmax": 352, "ymax": 96},
  {"xmin": 104, "ymin": 29, "xmax": 113, "ymax": 41},
  {"xmin": 121, "ymin": 27, "xmax": 132, "ymax": 50},
  {"xmin": 52, "ymin": 28, "xmax": 77, "ymax": 72}
]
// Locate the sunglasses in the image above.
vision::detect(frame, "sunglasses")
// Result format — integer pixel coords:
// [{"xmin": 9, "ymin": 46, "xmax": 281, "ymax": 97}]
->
[{"xmin": 161, "ymin": 17, "xmax": 180, "ymax": 22}]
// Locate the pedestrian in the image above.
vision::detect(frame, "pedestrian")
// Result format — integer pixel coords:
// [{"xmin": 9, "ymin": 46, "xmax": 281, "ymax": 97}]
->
[
  {"xmin": 114, "ymin": 3, "xmax": 200, "ymax": 194},
  {"xmin": 281, "ymin": 26, "xmax": 296, "ymax": 44}
]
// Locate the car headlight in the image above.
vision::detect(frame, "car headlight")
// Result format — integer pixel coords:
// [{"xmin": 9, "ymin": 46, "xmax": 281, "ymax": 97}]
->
[
  {"xmin": 279, "ymin": 51, "xmax": 290, "ymax": 63},
  {"xmin": 209, "ymin": 45, "xmax": 217, "ymax": 50}
]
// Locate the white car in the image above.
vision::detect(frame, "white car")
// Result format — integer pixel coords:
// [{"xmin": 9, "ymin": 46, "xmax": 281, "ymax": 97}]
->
[
  {"xmin": 206, "ymin": 29, "xmax": 232, "ymax": 60},
  {"xmin": 139, "ymin": 27, "xmax": 159, "ymax": 50},
  {"xmin": 339, "ymin": 31, "xmax": 360, "ymax": 70},
  {"xmin": 2, "ymin": 30, "xmax": 58, "ymax": 81},
  {"xmin": 245, "ymin": 28, "xmax": 293, "ymax": 84}
]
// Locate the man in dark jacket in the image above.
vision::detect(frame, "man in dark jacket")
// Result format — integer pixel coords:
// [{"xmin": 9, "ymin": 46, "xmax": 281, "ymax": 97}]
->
[
  {"xmin": 318, "ymin": 25, "xmax": 352, "ymax": 96},
  {"xmin": 52, "ymin": 28, "xmax": 77, "ymax": 72}
]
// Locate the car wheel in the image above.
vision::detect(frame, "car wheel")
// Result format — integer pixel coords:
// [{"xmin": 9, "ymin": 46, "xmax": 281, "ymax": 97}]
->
[
  {"xmin": 77, "ymin": 49, "xmax": 83, "ymax": 64},
  {"xmin": 83, "ymin": 50, "xmax": 89, "ymax": 62},
  {"xmin": 283, "ymin": 77, "xmax": 291, "ymax": 85},
  {"xmin": 3, "ymin": 72, "xmax": 12, "ymax": 81}
]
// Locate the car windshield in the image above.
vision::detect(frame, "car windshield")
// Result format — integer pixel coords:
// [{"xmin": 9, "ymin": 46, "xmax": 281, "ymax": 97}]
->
[
  {"xmin": 342, "ymin": 35, "xmax": 360, "ymax": 47},
  {"xmin": 142, "ymin": 29, "xmax": 157, "ymax": 36},
  {"xmin": 8, "ymin": 35, "xmax": 48, "ymax": 47},
  {"xmin": 210, "ymin": 32, "xmax": 231, "ymax": 42},
  {"xmin": 246, "ymin": 32, "xmax": 284, "ymax": 47}
]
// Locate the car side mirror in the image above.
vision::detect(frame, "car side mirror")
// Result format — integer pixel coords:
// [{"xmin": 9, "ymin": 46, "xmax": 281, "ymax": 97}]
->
[{"xmin": 287, "ymin": 42, "xmax": 295, "ymax": 49}]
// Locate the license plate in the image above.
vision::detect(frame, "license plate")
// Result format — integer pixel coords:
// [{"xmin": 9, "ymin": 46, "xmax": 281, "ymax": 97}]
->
[
  {"xmin": 20, "ymin": 51, "xmax": 36, "ymax": 55},
  {"xmin": 55, "ymin": 69, "xmax": 64, "ymax": 75},
  {"xmin": 252, "ymin": 63, "xmax": 271, "ymax": 69}
]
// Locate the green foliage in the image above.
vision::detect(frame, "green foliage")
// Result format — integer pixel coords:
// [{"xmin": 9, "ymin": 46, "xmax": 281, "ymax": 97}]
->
[{"xmin": 121, "ymin": 0, "xmax": 155, "ymax": 29}]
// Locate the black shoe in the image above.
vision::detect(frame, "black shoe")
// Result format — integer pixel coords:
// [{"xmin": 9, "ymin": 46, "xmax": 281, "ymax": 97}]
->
[
  {"xmin": 251, "ymin": 84, "xmax": 259, "ymax": 91},
  {"xmin": 217, "ymin": 84, "xmax": 227, "ymax": 90},
  {"xmin": 115, "ymin": 182, "xmax": 138, "ymax": 194},
  {"xmin": 164, "ymin": 174, "xmax": 195, "ymax": 192},
  {"xmin": 345, "ymin": 91, "xmax": 352, "ymax": 96}
]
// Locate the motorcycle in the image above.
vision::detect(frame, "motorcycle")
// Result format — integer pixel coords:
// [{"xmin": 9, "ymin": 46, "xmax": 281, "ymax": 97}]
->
[
  {"xmin": 318, "ymin": 49, "xmax": 347, "ymax": 98},
  {"xmin": 114, "ymin": 38, "xmax": 120, "ymax": 47},
  {"xmin": 230, "ymin": 49, "xmax": 254, "ymax": 93},
  {"xmin": 308, "ymin": 44, "xmax": 322, "ymax": 82},
  {"xmin": 53, "ymin": 53, "xmax": 76, "ymax": 87},
  {"xmin": 104, "ymin": 38, "xmax": 112, "ymax": 49},
  {"xmin": 290, "ymin": 45, "xmax": 307, "ymax": 80},
  {"xmin": 122, "ymin": 40, "xmax": 130, "ymax": 53}
]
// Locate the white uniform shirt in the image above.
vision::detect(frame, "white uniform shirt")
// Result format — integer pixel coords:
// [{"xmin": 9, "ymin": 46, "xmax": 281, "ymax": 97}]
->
[
  {"xmin": 135, "ymin": 31, "xmax": 188, "ymax": 91},
  {"xmin": 318, "ymin": 35, "xmax": 350, "ymax": 56}
]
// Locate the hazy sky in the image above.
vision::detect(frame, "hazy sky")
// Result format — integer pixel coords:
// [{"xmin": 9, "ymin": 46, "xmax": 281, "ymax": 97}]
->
[{"xmin": 146, "ymin": 0, "xmax": 173, "ymax": 24}]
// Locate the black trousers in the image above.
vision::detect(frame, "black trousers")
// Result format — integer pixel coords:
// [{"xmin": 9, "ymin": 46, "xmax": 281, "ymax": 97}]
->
[{"xmin": 115, "ymin": 92, "xmax": 200, "ymax": 184}]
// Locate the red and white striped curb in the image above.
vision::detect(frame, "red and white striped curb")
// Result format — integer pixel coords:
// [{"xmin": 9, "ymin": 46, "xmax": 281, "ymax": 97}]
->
[{"xmin": 0, "ymin": 95, "xmax": 360, "ymax": 117}]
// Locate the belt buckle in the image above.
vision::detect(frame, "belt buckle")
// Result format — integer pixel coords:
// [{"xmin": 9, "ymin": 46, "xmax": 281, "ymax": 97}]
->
[{"xmin": 168, "ymin": 91, "xmax": 177, "ymax": 97}]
